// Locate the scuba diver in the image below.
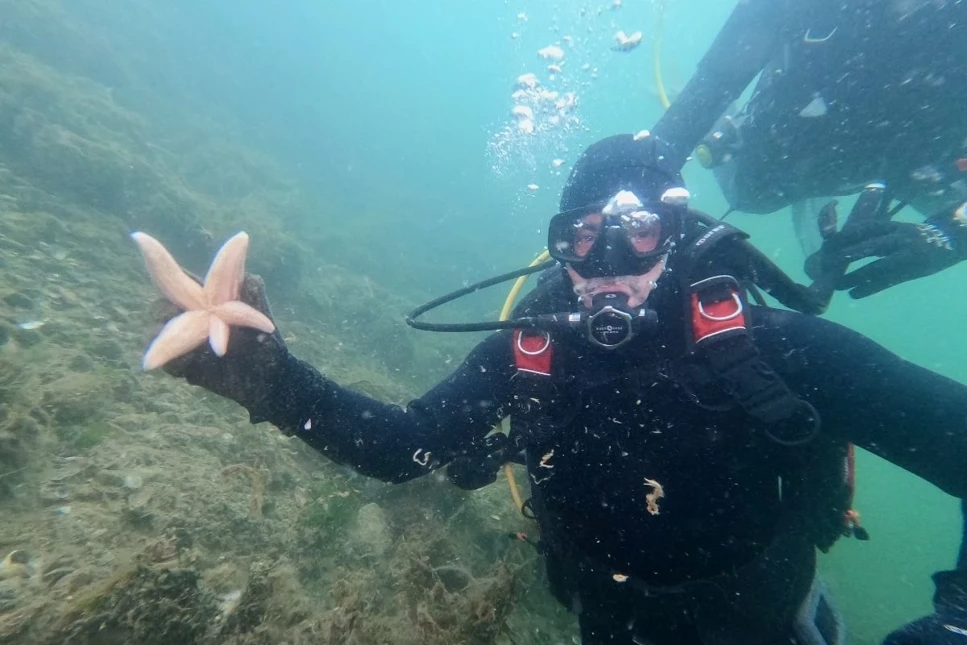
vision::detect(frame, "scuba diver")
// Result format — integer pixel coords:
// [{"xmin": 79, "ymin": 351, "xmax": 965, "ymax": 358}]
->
[
  {"xmin": 155, "ymin": 134, "xmax": 967, "ymax": 645},
  {"xmin": 650, "ymin": 0, "xmax": 967, "ymax": 299}
]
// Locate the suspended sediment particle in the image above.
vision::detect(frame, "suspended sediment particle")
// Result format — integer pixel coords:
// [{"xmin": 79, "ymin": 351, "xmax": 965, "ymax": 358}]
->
[
  {"xmin": 644, "ymin": 478, "xmax": 664, "ymax": 515},
  {"xmin": 511, "ymin": 105, "xmax": 534, "ymax": 121},
  {"xmin": 538, "ymin": 45, "xmax": 565, "ymax": 61},
  {"xmin": 516, "ymin": 73, "xmax": 539, "ymax": 89},
  {"xmin": 612, "ymin": 30, "xmax": 643, "ymax": 52},
  {"xmin": 539, "ymin": 450, "xmax": 554, "ymax": 469}
]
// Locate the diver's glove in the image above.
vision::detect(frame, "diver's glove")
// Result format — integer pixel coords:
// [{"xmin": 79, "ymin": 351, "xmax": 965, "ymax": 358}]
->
[
  {"xmin": 881, "ymin": 571, "xmax": 967, "ymax": 644},
  {"xmin": 808, "ymin": 203, "xmax": 967, "ymax": 299},
  {"xmin": 153, "ymin": 273, "xmax": 294, "ymax": 423}
]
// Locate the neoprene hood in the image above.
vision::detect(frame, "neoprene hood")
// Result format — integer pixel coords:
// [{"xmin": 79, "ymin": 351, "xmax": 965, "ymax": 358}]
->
[{"xmin": 560, "ymin": 134, "xmax": 685, "ymax": 212}]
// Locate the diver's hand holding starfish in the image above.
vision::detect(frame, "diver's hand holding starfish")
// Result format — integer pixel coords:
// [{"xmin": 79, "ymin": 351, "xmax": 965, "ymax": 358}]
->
[{"xmin": 131, "ymin": 231, "xmax": 276, "ymax": 370}]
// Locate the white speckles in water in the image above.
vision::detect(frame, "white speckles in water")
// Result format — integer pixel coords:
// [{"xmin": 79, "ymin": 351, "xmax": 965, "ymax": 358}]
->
[
  {"xmin": 512, "ymin": 104, "xmax": 536, "ymax": 135},
  {"xmin": 611, "ymin": 30, "xmax": 643, "ymax": 52},
  {"xmin": 511, "ymin": 105, "xmax": 534, "ymax": 121},
  {"xmin": 538, "ymin": 45, "xmax": 565, "ymax": 62},
  {"xmin": 303, "ymin": 418, "xmax": 312, "ymax": 431},
  {"xmin": 799, "ymin": 94, "xmax": 828, "ymax": 118},
  {"xmin": 490, "ymin": 49, "xmax": 583, "ymax": 182},
  {"xmin": 644, "ymin": 478, "xmax": 665, "ymax": 515},
  {"xmin": 412, "ymin": 449, "xmax": 432, "ymax": 467},
  {"xmin": 516, "ymin": 73, "xmax": 539, "ymax": 89},
  {"xmin": 539, "ymin": 450, "xmax": 555, "ymax": 469}
]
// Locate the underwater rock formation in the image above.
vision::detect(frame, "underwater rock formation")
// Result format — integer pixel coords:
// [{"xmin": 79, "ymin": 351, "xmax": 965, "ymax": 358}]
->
[{"xmin": 0, "ymin": 2, "xmax": 573, "ymax": 644}]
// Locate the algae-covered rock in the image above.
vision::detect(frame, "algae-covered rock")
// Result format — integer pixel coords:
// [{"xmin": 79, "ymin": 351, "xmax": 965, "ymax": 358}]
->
[
  {"xmin": 67, "ymin": 353, "xmax": 94, "ymax": 373},
  {"xmin": 41, "ymin": 372, "xmax": 111, "ymax": 425},
  {"xmin": 55, "ymin": 565, "xmax": 219, "ymax": 645},
  {"xmin": 350, "ymin": 502, "xmax": 392, "ymax": 557},
  {"xmin": 0, "ymin": 2, "xmax": 575, "ymax": 643},
  {"xmin": 86, "ymin": 338, "xmax": 124, "ymax": 363},
  {"xmin": 216, "ymin": 559, "xmax": 317, "ymax": 640},
  {"xmin": 1, "ymin": 291, "xmax": 34, "ymax": 309},
  {"xmin": 72, "ymin": 421, "xmax": 116, "ymax": 451},
  {"xmin": 11, "ymin": 326, "xmax": 43, "ymax": 348},
  {"xmin": 0, "ymin": 353, "xmax": 44, "ymax": 497}
]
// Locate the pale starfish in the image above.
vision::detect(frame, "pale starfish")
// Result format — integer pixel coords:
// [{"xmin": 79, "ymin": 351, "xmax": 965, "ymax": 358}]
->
[{"xmin": 131, "ymin": 231, "xmax": 276, "ymax": 370}]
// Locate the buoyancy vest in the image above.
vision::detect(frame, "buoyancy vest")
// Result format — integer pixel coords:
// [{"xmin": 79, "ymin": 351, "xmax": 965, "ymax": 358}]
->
[{"xmin": 501, "ymin": 216, "xmax": 868, "ymax": 556}]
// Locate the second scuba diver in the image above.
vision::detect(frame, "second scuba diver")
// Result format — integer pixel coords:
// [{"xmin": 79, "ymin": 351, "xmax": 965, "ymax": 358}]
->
[
  {"xmin": 151, "ymin": 134, "xmax": 967, "ymax": 645},
  {"xmin": 650, "ymin": 0, "xmax": 967, "ymax": 299}
]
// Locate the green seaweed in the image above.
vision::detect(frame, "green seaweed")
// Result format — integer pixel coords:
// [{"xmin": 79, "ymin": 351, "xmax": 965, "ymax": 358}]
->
[
  {"xmin": 298, "ymin": 486, "xmax": 357, "ymax": 543},
  {"xmin": 0, "ymin": 2, "xmax": 572, "ymax": 643},
  {"xmin": 72, "ymin": 420, "xmax": 116, "ymax": 451}
]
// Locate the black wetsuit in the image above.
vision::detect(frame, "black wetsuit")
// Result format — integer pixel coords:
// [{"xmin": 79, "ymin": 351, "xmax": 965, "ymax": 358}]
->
[
  {"xmin": 653, "ymin": 0, "xmax": 967, "ymax": 215},
  {"xmin": 254, "ymin": 294, "xmax": 967, "ymax": 644}
]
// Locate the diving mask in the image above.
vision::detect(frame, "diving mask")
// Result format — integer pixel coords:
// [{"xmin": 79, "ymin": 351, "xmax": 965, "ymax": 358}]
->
[
  {"xmin": 405, "ymin": 189, "xmax": 687, "ymax": 349},
  {"xmin": 547, "ymin": 188, "xmax": 688, "ymax": 279}
]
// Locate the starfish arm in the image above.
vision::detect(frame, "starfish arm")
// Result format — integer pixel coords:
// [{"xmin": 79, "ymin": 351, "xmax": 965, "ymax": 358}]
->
[
  {"xmin": 131, "ymin": 232, "xmax": 206, "ymax": 311},
  {"xmin": 205, "ymin": 231, "xmax": 249, "ymax": 305},
  {"xmin": 209, "ymin": 316, "xmax": 231, "ymax": 357},
  {"xmin": 212, "ymin": 300, "xmax": 276, "ymax": 334},
  {"xmin": 143, "ymin": 310, "xmax": 211, "ymax": 370}
]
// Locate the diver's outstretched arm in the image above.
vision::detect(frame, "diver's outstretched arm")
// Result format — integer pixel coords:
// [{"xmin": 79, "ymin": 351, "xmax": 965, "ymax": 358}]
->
[
  {"xmin": 651, "ymin": 0, "xmax": 800, "ymax": 168},
  {"xmin": 755, "ymin": 309, "xmax": 967, "ymax": 643},
  {"xmin": 159, "ymin": 275, "xmax": 515, "ymax": 483}
]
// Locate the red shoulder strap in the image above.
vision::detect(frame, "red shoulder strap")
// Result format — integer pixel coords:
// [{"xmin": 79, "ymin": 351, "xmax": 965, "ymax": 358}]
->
[
  {"xmin": 513, "ymin": 330, "xmax": 552, "ymax": 376},
  {"xmin": 690, "ymin": 289, "xmax": 747, "ymax": 346}
]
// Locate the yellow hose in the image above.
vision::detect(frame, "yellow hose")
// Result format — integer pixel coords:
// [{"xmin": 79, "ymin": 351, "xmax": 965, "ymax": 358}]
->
[
  {"xmin": 503, "ymin": 462, "xmax": 526, "ymax": 515},
  {"xmin": 500, "ymin": 1, "xmax": 669, "ymax": 517},
  {"xmin": 501, "ymin": 0, "xmax": 667, "ymax": 520},
  {"xmin": 499, "ymin": 249, "xmax": 550, "ymax": 515},
  {"xmin": 500, "ymin": 250, "xmax": 551, "ymax": 320}
]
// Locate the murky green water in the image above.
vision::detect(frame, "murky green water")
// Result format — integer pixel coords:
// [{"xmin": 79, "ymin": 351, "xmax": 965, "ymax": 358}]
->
[{"xmin": 0, "ymin": 1, "xmax": 961, "ymax": 643}]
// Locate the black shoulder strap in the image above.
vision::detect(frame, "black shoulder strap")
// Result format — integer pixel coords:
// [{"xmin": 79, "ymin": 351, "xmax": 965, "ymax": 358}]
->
[
  {"xmin": 677, "ymin": 223, "xmax": 822, "ymax": 446},
  {"xmin": 683, "ymin": 211, "xmax": 829, "ymax": 315}
]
